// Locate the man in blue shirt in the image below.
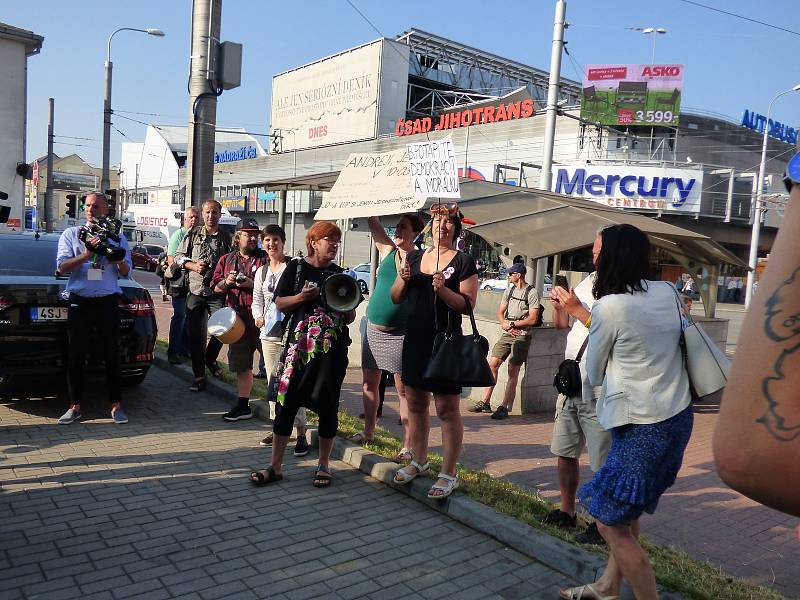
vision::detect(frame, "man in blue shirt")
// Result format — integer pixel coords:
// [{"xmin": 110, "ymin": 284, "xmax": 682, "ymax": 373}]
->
[{"xmin": 55, "ymin": 192, "xmax": 132, "ymax": 425}]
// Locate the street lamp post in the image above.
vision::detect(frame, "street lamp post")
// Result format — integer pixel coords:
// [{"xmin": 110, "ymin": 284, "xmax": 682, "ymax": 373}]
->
[
  {"xmin": 101, "ymin": 27, "xmax": 165, "ymax": 194},
  {"xmin": 744, "ymin": 83, "xmax": 800, "ymax": 308},
  {"xmin": 639, "ymin": 27, "xmax": 667, "ymax": 65}
]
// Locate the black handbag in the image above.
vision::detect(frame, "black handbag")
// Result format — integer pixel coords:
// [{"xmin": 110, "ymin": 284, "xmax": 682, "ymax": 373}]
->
[
  {"xmin": 423, "ymin": 293, "xmax": 496, "ymax": 388},
  {"xmin": 266, "ymin": 258, "xmax": 305, "ymax": 404},
  {"xmin": 553, "ymin": 336, "xmax": 589, "ymax": 397}
]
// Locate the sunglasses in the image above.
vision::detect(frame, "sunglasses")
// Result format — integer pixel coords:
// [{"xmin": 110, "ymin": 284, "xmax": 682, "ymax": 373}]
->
[{"xmin": 429, "ymin": 203, "xmax": 459, "ymax": 216}]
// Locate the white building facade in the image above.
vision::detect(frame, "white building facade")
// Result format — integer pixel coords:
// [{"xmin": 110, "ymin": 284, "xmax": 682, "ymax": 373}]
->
[{"xmin": 0, "ymin": 22, "xmax": 43, "ymax": 232}]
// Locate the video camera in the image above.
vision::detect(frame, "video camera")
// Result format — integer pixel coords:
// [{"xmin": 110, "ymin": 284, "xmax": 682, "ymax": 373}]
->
[{"xmin": 79, "ymin": 216, "xmax": 126, "ymax": 262}]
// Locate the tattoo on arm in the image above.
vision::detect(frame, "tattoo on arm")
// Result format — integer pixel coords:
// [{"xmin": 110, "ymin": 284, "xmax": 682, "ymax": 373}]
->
[{"xmin": 758, "ymin": 266, "xmax": 800, "ymax": 441}]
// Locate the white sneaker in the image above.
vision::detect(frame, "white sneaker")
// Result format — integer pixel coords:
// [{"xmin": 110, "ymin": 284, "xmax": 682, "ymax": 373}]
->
[{"xmin": 58, "ymin": 408, "xmax": 82, "ymax": 425}]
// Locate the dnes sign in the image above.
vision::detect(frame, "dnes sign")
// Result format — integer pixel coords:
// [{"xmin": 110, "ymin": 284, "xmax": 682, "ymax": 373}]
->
[{"xmin": 552, "ymin": 165, "xmax": 703, "ymax": 213}]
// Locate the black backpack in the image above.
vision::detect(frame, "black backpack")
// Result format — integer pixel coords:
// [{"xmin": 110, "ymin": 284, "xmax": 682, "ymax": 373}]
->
[{"xmin": 508, "ymin": 284, "xmax": 544, "ymax": 328}]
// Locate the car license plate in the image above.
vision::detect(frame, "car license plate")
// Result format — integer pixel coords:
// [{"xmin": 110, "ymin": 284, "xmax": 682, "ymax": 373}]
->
[{"xmin": 30, "ymin": 306, "xmax": 68, "ymax": 321}]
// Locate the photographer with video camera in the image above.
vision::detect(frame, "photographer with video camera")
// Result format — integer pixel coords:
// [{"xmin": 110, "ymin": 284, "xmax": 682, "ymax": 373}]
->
[
  {"xmin": 210, "ymin": 218, "xmax": 267, "ymax": 421},
  {"xmin": 174, "ymin": 200, "xmax": 232, "ymax": 392},
  {"xmin": 55, "ymin": 192, "xmax": 132, "ymax": 425}
]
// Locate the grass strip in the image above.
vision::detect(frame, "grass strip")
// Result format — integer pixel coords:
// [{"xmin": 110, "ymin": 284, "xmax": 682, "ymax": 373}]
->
[{"xmin": 153, "ymin": 339, "xmax": 786, "ymax": 600}]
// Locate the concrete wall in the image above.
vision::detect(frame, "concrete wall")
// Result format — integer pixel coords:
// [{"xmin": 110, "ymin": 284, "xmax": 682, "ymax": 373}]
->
[{"xmin": 346, "ymin": 290, "xmax": 730, "ymax": 414}]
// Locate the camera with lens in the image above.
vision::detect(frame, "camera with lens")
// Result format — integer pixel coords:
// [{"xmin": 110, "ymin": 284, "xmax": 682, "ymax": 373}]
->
[
  {"xmin": 79, "ymin": 216, "xmax": 126, "ymax": 262},
  {"xmin": 235, "ymin": 273, "xmax": 247, "ymax": 284}
]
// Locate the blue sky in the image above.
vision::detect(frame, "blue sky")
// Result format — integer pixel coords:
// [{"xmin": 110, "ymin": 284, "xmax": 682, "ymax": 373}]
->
[{"xmin": 6, "ymin": 0, "xmax": 799, "ymax": 166}]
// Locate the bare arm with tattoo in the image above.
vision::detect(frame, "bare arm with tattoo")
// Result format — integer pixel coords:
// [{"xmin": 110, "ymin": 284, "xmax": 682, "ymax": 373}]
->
[{"xmin": 714, "ymin": 184, "xmax": 800, "ymax": 517}]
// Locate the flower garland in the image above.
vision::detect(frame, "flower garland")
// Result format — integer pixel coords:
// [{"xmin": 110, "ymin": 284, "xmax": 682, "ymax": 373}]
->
[{"xmin": 275, "ymin": 307, "xmax": 343, "ymax": 404}]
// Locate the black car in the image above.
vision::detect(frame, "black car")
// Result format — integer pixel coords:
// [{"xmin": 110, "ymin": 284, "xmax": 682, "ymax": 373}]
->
[{"xmin": 0, "ymin": 233, "xmax": 157, "ymax": 389}]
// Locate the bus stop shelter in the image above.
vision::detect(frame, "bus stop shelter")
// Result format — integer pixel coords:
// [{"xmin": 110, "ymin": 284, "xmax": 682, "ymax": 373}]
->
[{"xmin": 455, "ymin": 178, "xmax": 749, "ymax": 317}]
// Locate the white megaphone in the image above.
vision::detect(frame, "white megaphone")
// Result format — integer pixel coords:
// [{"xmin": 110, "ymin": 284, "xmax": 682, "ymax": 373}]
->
[{"xmin": 322, "ymin": 273, "xmax": 363, "ymax": 312}]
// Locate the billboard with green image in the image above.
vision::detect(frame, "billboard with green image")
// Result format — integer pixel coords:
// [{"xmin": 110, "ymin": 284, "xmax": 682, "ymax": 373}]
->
[{"xmin": 580, "ymin": 64, "xmax": 683, "ymax": 127}]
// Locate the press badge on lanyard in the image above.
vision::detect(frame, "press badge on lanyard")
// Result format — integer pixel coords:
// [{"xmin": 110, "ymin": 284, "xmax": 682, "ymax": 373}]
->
[{"xmin": 88, "ymin": 259, "xmax": 103, "ymax": 280}]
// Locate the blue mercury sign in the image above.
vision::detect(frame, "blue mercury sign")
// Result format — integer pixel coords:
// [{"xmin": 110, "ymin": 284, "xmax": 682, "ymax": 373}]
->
[
  {"xmin": 552, "ymin": 165, "xmax": 703, "ymax": 213},
  {"xmin": 741, "ymin": 109, "xmax": 798, "ymax": 144}
]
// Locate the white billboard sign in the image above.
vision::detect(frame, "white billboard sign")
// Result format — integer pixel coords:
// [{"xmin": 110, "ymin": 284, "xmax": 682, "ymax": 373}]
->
[
  {"xmin": 315, "ymin": 148, "xmax": 424, "ymax": 220},
  {"xmin": 552, "ymin": 164, "xmax": 703, "ymax": 213},
  {"xmin": 271, "ymin": 40, "xmax": 382, "ymax": 151},
  {"xmin": 407, "ymin": 139, "xmax": 460, "ymax": 198}
]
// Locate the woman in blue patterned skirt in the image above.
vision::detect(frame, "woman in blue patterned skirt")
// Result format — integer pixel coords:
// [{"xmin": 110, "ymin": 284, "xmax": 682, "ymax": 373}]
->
[{"xmin": 560, "ymin": 224, "xmax": 693, "ymax": 600}]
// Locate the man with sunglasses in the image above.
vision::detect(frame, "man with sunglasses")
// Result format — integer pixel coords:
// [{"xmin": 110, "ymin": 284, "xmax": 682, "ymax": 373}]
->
[{"xmin": 469, "ymin": 262, "xmax": 539, "ymax": 420}]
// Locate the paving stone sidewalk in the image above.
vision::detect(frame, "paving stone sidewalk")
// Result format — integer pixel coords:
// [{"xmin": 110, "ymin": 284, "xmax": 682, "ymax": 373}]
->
[
  {"xmin": 0, "ymin": 367, "xmax": 579, "ymax": 600},
  {"xmin": 335, "ymin": 372, "xmax": 800, "ymax": 598}
]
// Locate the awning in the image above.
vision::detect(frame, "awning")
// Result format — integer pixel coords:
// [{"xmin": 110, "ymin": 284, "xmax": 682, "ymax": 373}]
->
[
  {"xmin": 254, "ymin": 171, "xmax": 341, "ymax": 192},
  {"xmin": 454, "ymin": 179, "xmax": 749, "ymax": 268}
]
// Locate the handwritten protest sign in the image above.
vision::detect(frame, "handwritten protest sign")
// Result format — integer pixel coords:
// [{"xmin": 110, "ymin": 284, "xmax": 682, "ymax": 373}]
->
[
  {"xmin": 407, "ymin": 139, "xmax": 460, "ymax": 199},
  {"xmin": 315, "ymin": 147, "xmax": 425, "ymax": 220}
]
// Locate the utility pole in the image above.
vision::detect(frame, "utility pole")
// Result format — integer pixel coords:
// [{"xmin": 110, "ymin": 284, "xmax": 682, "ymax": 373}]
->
[
  {"xmin": 186, "ymin": 0, "xmax": 222, "ymax": 208},
  {"xmin": 45, "ymin": 98, "xmax": 55, "ymax": 233},
  {"xmin": 101, "ymin": 53, "xmax": 112, "ymax": 194},
  {"xmin": 534, "ymin": 0, "xmax": 567, "ymax": 291}
]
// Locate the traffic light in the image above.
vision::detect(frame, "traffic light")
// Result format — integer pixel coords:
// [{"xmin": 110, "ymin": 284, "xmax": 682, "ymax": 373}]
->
[
  {"xmin": 105, "ymin": 189, "xmax": 117, "ymax": 217},
  {"xmin": 15, "ymin": 163, "xmax": 33, "ymax": 179},
  {"xmin": 65, "ymin": 194, "xmax": 78, "ymax": 218}
]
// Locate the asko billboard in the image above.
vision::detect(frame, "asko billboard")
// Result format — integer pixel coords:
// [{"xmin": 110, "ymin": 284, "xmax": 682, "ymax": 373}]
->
[
  {"xmin": 270, "ymin": 39, "xmax": 408, "ymax": 151},
  {"xmin": 552, "ymin": 164, "xmax": 703, "ymax": 213},
  {"xmin": 580, "ymin": 64, "xmax": 684, "ymax": 127}
]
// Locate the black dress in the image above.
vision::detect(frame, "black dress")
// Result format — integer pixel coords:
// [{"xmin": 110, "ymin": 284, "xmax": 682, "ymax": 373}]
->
[
  {"xmin": 273, "ymin": 259, "xmax": 350, "ymax": 419},
  {"xmin": 401, "ymin": 249, "xmax": 478, "ymax": 395}
]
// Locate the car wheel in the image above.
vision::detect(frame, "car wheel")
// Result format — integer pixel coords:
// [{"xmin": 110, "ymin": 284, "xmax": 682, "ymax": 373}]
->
[
  {"xmin": 358, "ymin": 280, "xmax": 368, "ymax": 294},
  {"xmin": 147, "ymin": 262, "xmax": 155, "ymax": 272},
  {"xmin": 121, "ymin": 370, "xmax": 148, "ymax": 387},
  {"xmin": 481, "ymin": 285, "xmax": 490, "ymax": 290}
]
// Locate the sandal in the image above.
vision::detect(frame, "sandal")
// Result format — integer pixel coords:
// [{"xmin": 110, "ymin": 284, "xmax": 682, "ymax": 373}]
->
[
  {"xmin": 393, "ymin": 460, "xmax": 429, "ymax": 485},
  {"xmin": 394, "ymin": 448, "xmax": 413, "ymax": 463},
  {"xmin": 427, "ymin": 473, "xmax": 459, "ymax": 499},
  {"xmin": 559, "ymin": 584, "xmax": 619, "ymax": 600},
  {"xmin": 349, "ymin": 431, "xmax": 373, "ymax": 445},
  {"xmin": 249, "ymin": 465, "xmax": 283, "ymax": 486},
  {"xmin": 313, "ymin": 465, "xmax": 332, "ymax": 488},
  {"xmin": 207, "ymin": 363, "xmax": 223, "ymax": 378},
  {"xmin": 188, "ymin": 377, "xmax": 206, "ymax": 393}
]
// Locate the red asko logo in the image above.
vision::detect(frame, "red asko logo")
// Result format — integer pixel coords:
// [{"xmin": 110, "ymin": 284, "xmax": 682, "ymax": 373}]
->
[{"xmin": 640, "ymin": 65, "xmax": 681, "ymax": 77}]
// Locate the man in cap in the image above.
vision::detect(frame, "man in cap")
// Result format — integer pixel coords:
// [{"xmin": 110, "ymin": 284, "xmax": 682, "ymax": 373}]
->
[
  {"xmin": 210, "ymin": 217, "xmax": 267, "ymax": 421},
  {"xmin": 469, "ymin": 262, "xmax": 540, "ymax": 420}
]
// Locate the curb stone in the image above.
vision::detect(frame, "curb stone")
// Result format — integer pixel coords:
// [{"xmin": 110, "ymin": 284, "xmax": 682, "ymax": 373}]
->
[{"xmin": 152, "ymin": 355, "xmax": 686, "ymax": 599}]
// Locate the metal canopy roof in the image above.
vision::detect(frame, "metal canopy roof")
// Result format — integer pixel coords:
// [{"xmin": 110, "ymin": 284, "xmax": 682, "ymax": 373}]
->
[
  {"xmin": 254, "ymin": 171, "xmax": 342, "ymax": 192},
  {"xmin": 454, "ymin": 179, "xmax": 749, "ymax": 269}
]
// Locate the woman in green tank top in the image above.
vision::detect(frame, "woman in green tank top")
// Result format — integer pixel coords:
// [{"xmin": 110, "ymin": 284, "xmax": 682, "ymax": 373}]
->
[{"xmin": 351, "ymin": 213, "xmax": 425, "ymax": 459}]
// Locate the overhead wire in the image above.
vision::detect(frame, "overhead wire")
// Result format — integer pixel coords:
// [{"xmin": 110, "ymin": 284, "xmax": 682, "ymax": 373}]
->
[{"xmin": 675, "ymin": 0, "xmax": 800, "ymax": 37}]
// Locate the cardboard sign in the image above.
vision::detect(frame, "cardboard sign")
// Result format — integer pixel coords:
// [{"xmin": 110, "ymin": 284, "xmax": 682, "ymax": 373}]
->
[
  {"xmin": 407, "ymin": 139, "xmax": 460, "ymax": 198},
  {"xmin": 315, "ymin": 148, "xmax": 424, "ymax": 220}
]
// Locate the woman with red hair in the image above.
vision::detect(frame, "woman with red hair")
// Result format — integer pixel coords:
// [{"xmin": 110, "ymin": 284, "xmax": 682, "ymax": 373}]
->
[{"xmin": 250, "ymin": 221, "xmax": 356, "ymax": 488}]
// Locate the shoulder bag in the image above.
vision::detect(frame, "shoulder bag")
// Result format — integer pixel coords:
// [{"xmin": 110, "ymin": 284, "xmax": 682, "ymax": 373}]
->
[
  {"xmin": 553, "ymin": 336, "xmax": 589, "ymax": 397},
  {"xmin": 671, "ymin": 284, "xmax": 730, "ymax": 398},
  {"xmin": 423, "ymin": 293, "xmax": 496, "ymax": 388},
  {"xmin": 266, "ymin": 258, "xmax": 305, "ymax": 403},
  {"xmin": 259, "ymin": 264, "xmax": 286, "ymax": 341}
]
